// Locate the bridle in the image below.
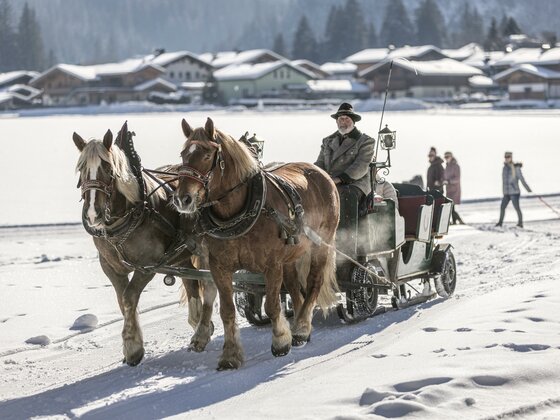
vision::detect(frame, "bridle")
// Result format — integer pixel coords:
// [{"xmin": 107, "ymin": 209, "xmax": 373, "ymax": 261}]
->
[
  {"xmin": 79, "ymin": 169, "xmax": 117, "ymax": 226},
  {"xmin": 178, "ymin": 139, "xmax": 226, "ymax": 203}
]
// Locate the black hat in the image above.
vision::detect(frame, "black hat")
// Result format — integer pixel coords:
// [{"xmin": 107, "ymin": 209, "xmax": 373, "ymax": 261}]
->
[{"xmin": 330, "ymin": 102, "xmax": 361, "ymax": 122}]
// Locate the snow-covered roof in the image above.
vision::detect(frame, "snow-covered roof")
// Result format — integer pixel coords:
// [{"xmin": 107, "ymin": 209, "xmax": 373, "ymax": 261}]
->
[
  {"xmin": 468, "ymin": 75, "xmax": 495, "ymax": 88},
  {"xmin": 462, "ymin": 51, "xmax": 506, "ymax": 69},
  {"xmin": 493, "ymin": 47, "xmax": 560, "ymax": 67},
  {"xmin": 144, "ymin": 51, "xmax": 211, "ymax": 68},
  {"xmin": 360, "ymin": 58, "xmax": 483, "ymax": 78},
  {"xmin": 214, "ymin": 61, "xmax": 314, "ymax": 81},
  {"xmin": 199, "ymin": 49, "xmax": 286, "ymax": 68},
  {"xmin": 0, "ymin": 92, "xmax": 13, "ymax": 104},
  {"xmin": 33, "ymin": 60, "xmax": 165, "ymax": 84},
  {"xmin": 134, "ymin": 77, "xmax": 176, "ymax": 92},
  {"xmin": 442, "ymin": 43, "xmax": 484, "ymax": 61},
  {"xmin": 7, "ymin": 84, "xmax": 42, "ymax": 98},
  {"xmin": 320, "ymin": 62, "xmax": 357, "ymax": 75},
  {"xmin": 344, "ymin": 48, "xmax": 390, "ymax": 64},
  {"xmin": 493, "ymin": 64, "xmax": 560, "ymax": 81},
  {"xmin": 180, "ymin": 81, "xmax": 206, "ymax": 90},
  {"xmin": 387, "ymin": 45, "xmax": 445, "ymax": 60},
  {"xmin": 306, "ymin": 79, "xmax": 369, "ymax": 93},
  {"xmin": 0, "ymin": 70, "xmax": 39, "ymax": 86}
]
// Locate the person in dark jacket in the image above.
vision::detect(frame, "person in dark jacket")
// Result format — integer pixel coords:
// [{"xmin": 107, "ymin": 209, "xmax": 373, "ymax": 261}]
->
[
  {"xmin": 496, "ymin": 151, "xmax": 532, "ymax": 228},
  {"xmin": 315, "ymin": 103, "xmax": 375, "ymax": 253},
  {"xmin": 426, "ymin": 147, "xmax": 445, "ymax": 192},
  {"xmin": 443, "ymin": 151, "xmax": 464, "ymax": 224}
]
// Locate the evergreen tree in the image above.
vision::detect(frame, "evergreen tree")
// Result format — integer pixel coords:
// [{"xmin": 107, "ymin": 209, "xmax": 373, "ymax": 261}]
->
[
  {"xmin": 292, "ymin": 15, "xmax": 319, "ymax": 62},
  {"xmin": 16, "ymin": 3, "xmax": 45, "ymax": 70},
  {"xmin": 415, "ymin": 0, "xmax": 447, "ymax": 47},
  {"xmin": 484, "ymin": 18, "xmax": 503, "ymax": 50},
  {"xmin": 341, "ymin": 0, "xmax": 367, "ymax": 57},
  {"xmin": 366, "ymin": 22, "xmax": 378, "ymax": 48},
  {"xmin": 380, "ymin": 0, "xmax": 415, "ymax": 47},
  {"xmin": 0, "ymin": 0, "xmax": 17, "ymax": 71},
  {"xmin": 502, "ymin": 17, "xmax": 522, "ymax": 37},
  {"xmin": 322, "ymin": 4, "xmax": 344, "ymax": 62},
  {"xmin": 273, "ymin": 33, "xmax": 287, "ymax": 58}
]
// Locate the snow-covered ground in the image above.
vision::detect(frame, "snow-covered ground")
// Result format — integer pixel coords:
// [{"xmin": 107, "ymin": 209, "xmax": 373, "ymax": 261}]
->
[
  {"xmin": 1, "ymin": 110, "xmax": 560, "ymax": 419},
  {"xmin": 1, "ymin": 109, "xmax": 559, "ymax": 225}
]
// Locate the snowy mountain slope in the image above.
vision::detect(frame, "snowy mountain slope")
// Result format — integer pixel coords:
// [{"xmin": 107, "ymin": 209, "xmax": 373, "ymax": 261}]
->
[{"xmin": 1, "ymin": 203, "xmax": 560, "ymax": 419}]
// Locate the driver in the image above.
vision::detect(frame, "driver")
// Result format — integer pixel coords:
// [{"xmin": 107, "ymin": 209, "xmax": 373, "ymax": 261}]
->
[{"xmin": 315, "ymin": 103, "xmax": 375, "ymax": 252}]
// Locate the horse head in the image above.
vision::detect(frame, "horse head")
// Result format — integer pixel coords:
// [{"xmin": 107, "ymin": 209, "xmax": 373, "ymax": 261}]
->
[
  {"xmin": 174, "ymin": 117, "xmax": 259, "ymax": 214},
  {"xmin": 73, "ymin": 122, "xmax": 141, "ymax": 231}
]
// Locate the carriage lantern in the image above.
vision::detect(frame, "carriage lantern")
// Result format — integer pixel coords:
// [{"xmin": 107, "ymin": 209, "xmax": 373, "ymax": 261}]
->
[{"xmin": 378, "ymin": 124, "xmax": 396, "ymax": 150}]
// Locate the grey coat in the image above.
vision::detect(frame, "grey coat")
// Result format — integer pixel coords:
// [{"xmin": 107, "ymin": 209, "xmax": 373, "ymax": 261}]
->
[
  {"xmin": 315, "ymin": 128, "xmax": 375, "ymax": 195},
  {"xmin": 502, "ymin": 163, "xmax": 531, "ymax": 195}
]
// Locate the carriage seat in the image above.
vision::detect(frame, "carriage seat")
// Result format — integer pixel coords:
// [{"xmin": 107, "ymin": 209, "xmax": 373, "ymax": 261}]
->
[
  {"xmin": 426, "ymin": 188, "xmax": 453, "ymax": 235},
  {"xmin": 393, "ymin": 183, "xmax": 434, "ymax": 242}
]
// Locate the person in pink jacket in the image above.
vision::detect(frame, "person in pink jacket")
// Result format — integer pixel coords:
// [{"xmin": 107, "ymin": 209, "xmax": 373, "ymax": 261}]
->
[{"xmin": 443, "ymin": 151, "xmax": 465, "ymax": 225}]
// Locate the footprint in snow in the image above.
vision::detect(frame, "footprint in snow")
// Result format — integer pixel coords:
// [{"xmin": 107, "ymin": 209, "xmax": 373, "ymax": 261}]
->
[
  {"xmin": 455, "ymin": 327, "xmax": 472, "ymax": 332},
  {"xmin": 359, "ymin": 388, "xmax": 394, "ymax": 405},
  {"xmin": 485, "ymin": 343, "xmax": 499, "ymax": 348},
  {"xmin": 471, "ymin": 375, "xmax": 509, "ymax": 387},
  {"xmin": 423, "ymin": 327, "xmax": 438, "ymax": 332},
  {"xmin": 399, "ymin": 353, "xmax": 412, "ymax": 357},
  {"xmin": 533, "ymin": 294, "xmax": 547, "ymax": 298},
  {"xmin": 433, "ymin": 348, "xmax": 445, "ymax": 353},
  {"xmin": 526, "ymin": 317, "xmax": 546, "ymax": 323},
  {"xmin": 502, "ymin": 343, "xmax": 550, "ymax": 352},
  {"xmin": 505, "ymin": 308, "xmax": 527, "ymax": 313},
  {"xmin": 370, "ymin": 400, "xmax": 426, "ymax": 417},
  {"xmin": 25, "ymin": 335, "xmax": 51, "ymax": 346},
  {"xmin": 457, "ymin": 346, "xmax": 471, "ymax": 351},
  {"xmin": 492, "ymin": 328, "xmax": 506, "ymax": 333},
  {"xmin": 372, "ymin": 354, "xmax": 387, "ymax": 359},
  {"xmin": 393, "ymin": 377, "xmax": 452, "ymax": 393}
]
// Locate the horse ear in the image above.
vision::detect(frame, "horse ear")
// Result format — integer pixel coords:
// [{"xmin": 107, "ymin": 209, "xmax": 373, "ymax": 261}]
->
[
  {"xmin": 115, "ymin": 121, "xmax": 128, "ymax": 147},
  {"xmin": 103, "ymin": 129, "xmax": 113, "ymax": 150},
  {"xmin": 72, "ymin": 132, "xmax": 86, "ymax": 151},
  {"xmin": 181, "ymin": 119, "xmax": 193, "ymax": 138},
  {"xmin": 205, "ymin": 117, "xmax": 215, "ymax": 139}
]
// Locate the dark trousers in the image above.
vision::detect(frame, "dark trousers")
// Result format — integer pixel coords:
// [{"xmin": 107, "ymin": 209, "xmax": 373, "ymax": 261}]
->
[
  {"xmin": 337, "ymin": 185, "xmax": 364, "ymax": 254},
  {"xmin": 451, "ymin": 208, "xmax": 463, "ymax": 224},
  {"xmin": 498, "ymin": 194, "xmax": 522, "ymax": 225}
]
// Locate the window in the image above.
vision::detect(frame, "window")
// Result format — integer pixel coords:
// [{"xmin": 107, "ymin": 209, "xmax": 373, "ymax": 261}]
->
[
  {"xmin": 178, "ymin": 72, "xmax": 183, "ymax": 79},
  {"xmin": 186, "ymin": 71, "xmax": 191, "ymax": 80},
  {"xmin": 170, "ymin": 71, "xmax": 175, "ymax": 78},
  {"xmin": 195, "ymin": 71, "xmax": 200, "ymax": 79}
]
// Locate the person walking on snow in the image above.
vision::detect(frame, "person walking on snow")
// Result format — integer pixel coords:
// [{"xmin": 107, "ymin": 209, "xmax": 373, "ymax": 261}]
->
[
  {"xmin": 426, "ymin": 147, "xmax": 444, "ymax": 193},
  {"xmin": 443, "ymin": 151, "xmax": 464, "ymax": 224},
  {"xmin": 496, "ymin": 151, "xmax": 532, "ymax": 228}
]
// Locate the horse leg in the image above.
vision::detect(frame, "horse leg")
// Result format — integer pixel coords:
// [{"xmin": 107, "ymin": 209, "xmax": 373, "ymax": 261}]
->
[
  {"xmin": 181, "ymin": 278, "xmax": 202, "ymax": 329},
  {"xmin": 98, "ymin": 256, "xmax": 129, "ymax": 316},
  {"xmin": 211, "ymin": 265, "xmax": 243, "ymax": 370},
  {"xmin": 291, "ymin": 247, "xmax": 327, "ymax": 346},
  {"xmin": 121, "ymin": 271, "xmax": 155, "ymax": 366},
  {"xmin": 189, "ymin": 280, "xmax": 217, "ymax": 352},
  {"xmin": 265, "ymin": 263, "xmax": 292, "ymax": 357},
  {"xmin": 282, "ymin": 261, "xmax": 304, "ymax": 319}
]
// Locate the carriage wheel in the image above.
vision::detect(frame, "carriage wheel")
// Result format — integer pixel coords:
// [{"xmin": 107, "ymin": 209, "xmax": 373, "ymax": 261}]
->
[
  {"xmin": 337, "ymin": 264, "xmax": 379, "ymax": 323},
  {"xmin": 434, "ymin": 250, "xmax": 457, "ymax": 298},
  {"xmin": 235, "ymin": 291, "xmax": 294, "ymax": 326}
]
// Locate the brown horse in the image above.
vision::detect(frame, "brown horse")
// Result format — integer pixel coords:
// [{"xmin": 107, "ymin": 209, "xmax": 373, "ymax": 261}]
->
[
  {"xmin": 73, "ymin": 122, "xmax": 216, "ymax": 366},
  {"xmin": 174, "ymin": 118, "xmax": 339, "ymax": 370}
]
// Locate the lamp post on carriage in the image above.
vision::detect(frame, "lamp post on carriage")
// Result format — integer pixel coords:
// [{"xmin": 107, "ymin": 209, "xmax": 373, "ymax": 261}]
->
[{"xmin": 370, "ymin": 124, "xmax": 397, "ymax": 208}]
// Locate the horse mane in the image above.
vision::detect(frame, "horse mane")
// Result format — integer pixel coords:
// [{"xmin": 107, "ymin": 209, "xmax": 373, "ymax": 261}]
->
[
  {"xmin": 186, "ymin": 127, "xmax": 259, "ymax": 182},
  {"xmin": 76, "ymin": 140, "xmax": 166, "ymax": 205}
]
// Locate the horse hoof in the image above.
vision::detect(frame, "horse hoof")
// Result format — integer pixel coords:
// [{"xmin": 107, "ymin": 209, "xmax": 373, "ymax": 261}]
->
[
  {"xmin": 271, "ymin": 344, "xmax": 291, "ymax": 357},
  {"xmin": 217, "ymin": 360, "xmax": 241, "ymax": 371},
  {"xmin": 292, "ymin": 334, "xmax": 311, "ymax": 347},
  {"xmin": 188, "ymin": 342, "xmax": 206, "ymax": 353},
  {"xmin": 125, "ymin": 349, "xmax": 145, "ymax": 366}
]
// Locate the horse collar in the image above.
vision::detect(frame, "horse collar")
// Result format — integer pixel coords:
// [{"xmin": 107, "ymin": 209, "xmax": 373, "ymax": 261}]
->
[{"xmin": 199, "ymin": 171, "xmax": 266, "ymax": 239}]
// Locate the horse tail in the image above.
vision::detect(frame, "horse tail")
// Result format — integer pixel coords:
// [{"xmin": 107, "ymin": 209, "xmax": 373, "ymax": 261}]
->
[{"xmin": 316, "ymin": 244, "xmax": 339, "ymax": 316}]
